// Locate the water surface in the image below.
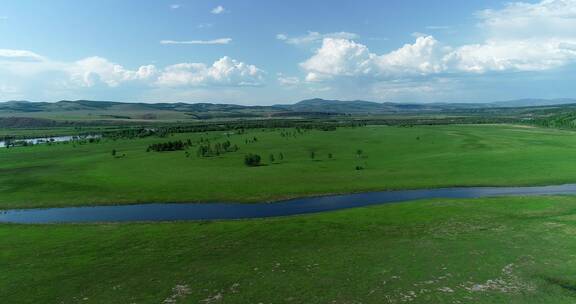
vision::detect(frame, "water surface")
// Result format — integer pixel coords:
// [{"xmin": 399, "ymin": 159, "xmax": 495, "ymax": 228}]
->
[
  {"xmin": 0, "ymin": 135, "xmax": 100, "ymax": 148},
  {"xmin": 3, "ymin": 184, "xmax": 576, "ymax": 224}
]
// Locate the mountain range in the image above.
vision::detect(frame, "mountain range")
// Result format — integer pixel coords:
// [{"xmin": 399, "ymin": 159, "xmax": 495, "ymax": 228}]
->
[{"xmin": 1, "ymin": 98, "xmax": 576, "ymax": 122}]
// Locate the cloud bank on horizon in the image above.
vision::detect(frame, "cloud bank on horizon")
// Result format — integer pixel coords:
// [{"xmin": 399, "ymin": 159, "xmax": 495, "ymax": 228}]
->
[{"xmin": 1, "ymin": 0, "xmax": 576, "ymax": 104}]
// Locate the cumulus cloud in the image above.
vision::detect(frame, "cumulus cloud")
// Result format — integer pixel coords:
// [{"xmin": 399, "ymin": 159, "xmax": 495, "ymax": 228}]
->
[
  {"xmin": 0, "ymin": 49, "xmax": 264, "ymax": 92},
  {"xmin": 301, "ymin": 38, "xmax": 376, "ymax": 81},
  {"xmin": 156, "ymin": 56, "xmax": 263, "ymax": 87},
  {"xmin": 211, "ymin": 5, "xmax": 226, "ymax": 14},
  {"xmin": 169, "ymin": 4, "xmax": 181, "ymax": 9},
  {"xmin": 302, "ymin": 36, "xmax": 454, "ymax": 82},
  {"xmin": 301, "ymin": 0, "xmax": 576, "ymax": 82},
  {"xmin": 277, "ymin": 31, "xmax": 359, "ymax": 45},
  {"xmin": 478, "ymin": 0, "xmax": 576, "ymax": 40},
  {"xmin": 160, "ymin": 38, "xmax": 232, "ymax": 45},
  {"xmin": 69, "ymin": 57, "xmax": 157, "ymax": 87}
]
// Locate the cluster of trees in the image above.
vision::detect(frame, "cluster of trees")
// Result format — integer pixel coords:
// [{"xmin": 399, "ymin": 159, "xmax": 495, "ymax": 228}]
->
[
  {"xmin": 244, "ymin": 137, "xmax": 258, "ymax": 144},
  {"xmin": 269, "ymin": 152, "xmax": 284, "ymax": 163},
  {"xmin": 146, "ymin": 140, "xmax": 188, "ymax": 152},
  {"xmin": 530, "ymin": 113, "xmax": 576, "ymax": 130},
  {"xmin": 104, "ymin": 128, "xmax": 161, "ymax": 139},
  {"xmin": 279, "ymin": 128, "xmax": 308, "ymax": 138},
  {"xmin": 197, "ymin": 140, "xmax": 239, "ymax": 157},
  {"xmin": 244, "ymin": 153, "xmax": 261, "ymax": 166}
]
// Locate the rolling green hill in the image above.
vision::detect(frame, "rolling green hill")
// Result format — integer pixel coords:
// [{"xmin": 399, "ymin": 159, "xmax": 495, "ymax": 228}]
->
[{"xmin": 2, "ymin": 98, "xmax": 576, "ymax": 125}]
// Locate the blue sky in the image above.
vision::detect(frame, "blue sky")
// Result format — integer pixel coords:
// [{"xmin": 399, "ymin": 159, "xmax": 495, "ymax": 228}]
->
[{"xmin": 1, "ymin": 0, "xmax": 576, "ymax": 104}]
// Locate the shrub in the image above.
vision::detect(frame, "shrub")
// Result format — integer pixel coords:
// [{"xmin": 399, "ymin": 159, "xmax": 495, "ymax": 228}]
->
[{"xmin": 244, "ymin": 153, "xmax": 261, "ymax": 167}]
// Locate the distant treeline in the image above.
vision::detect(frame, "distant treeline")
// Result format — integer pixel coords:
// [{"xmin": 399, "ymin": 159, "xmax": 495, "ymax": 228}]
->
[
  {"xmin": 147, "ymin": 140, "xmax": 190, "ymax": 152},
  {"xmin": 100, "ymin": 119, "xmax": 358, "ymax": 139},
  {"xmin": 528, "ymin": 113, "xmax": 576, "ymax": 130},
  {"xmin": 4, "ymin": 116, "xmax": 519, "ymax": 143}
]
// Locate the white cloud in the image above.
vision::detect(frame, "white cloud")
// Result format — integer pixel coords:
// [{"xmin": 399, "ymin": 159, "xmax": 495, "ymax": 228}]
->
[
  {"xmin": 156, "ymin": 56, "xmax": 264, "ymax": 87},
  {"xmin": 277, "ymin": 74, "xmax": 300, "ymax": 86},
  {"xmin": 277, "ymin": 31, "xmax": 359, "ymax": 45},
  {"xmin": 454, "ymin": 0, "xmax": 576, "ymax": 71},
  {"xmin": 69, "ymin": 57, "xmax": 157, "ymax": 87},
  {"xmin": 445, "ymin": 39, "xmax": 576, "ymax": 73},
  {"xmin": 211, "ymin": 5, "xmax": 226, "ymax": 14},
  {"xmin": 377, "ymin": 36, "xmax": 448, "ymax": 75},
  {"xmin": 301, "ymin": 38, "xmax": 376, "ymax": 82},
  {"xmin": 0, "ymin": 49, "xmax": 264, "ymax": 91},
  {"xmin": 478, "ymin": 0, "xmax": 576, "ymax": 40},
  {"xmin": 425, "ymin": 25, "xmax": 451, "ymax": 30},
  {"xmin": 196, "ymin": 23, "xmax": 213, "ymax": 29},
  {"xmin": 301, "ymin": 0, "xmax": 576, "ymax": 82},
  {"xmin": 169, "ymin": 4, "xmax": 181, "ymax": 9},
  {"xmin": 160, "ymin": 38, "xmax": 232, "ymax": 45},
  {"xmin": 0, "ymin": 49, "xmax": 45, "ymax": 62}
]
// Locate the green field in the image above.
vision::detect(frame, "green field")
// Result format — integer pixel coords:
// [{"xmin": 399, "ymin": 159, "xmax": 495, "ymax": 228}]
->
[
  {"xmin": 3, "ymin": 196, "xmax": 576, "ymax": 303},
  {"xmin": 4, "ymin": 123, "xmax": 576, "ymax": 303},
  {"xmin": 2, "ymin": 124, "xmax": 576, "ymax": 209}
]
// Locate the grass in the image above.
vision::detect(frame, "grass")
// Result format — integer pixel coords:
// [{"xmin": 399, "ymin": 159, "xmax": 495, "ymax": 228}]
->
[
  {"xmin": 3, "ymin": 195, "xmax": 576, "ymax": 303},
  {"xmin": 3, "ymin": 124, "xmax": 576, "ymax": 209}
]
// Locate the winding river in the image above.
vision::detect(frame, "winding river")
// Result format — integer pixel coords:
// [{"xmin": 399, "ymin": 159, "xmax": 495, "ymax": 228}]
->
[{"xmin": 3, "ymin": 183, "xmax": 576, "ymax": 223}]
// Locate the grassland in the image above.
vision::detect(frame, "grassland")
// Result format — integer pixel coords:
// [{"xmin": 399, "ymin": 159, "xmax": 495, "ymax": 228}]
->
[
  {"xmin": 3, "ymin": 195, "xmax": 576, "ymax": 303},
  {"xmin": 2, "ymin": 124, "xmax": 576, "ymax": 209}
]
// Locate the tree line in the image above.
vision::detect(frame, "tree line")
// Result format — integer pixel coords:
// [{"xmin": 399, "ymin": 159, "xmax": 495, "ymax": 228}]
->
[
  {"xmin": 147, "ymin": 140, "xmax": 189, "ymax": 152},
  {"xmin": 197, "ymin": 140, "xmax": 239, "ymax": 157}
]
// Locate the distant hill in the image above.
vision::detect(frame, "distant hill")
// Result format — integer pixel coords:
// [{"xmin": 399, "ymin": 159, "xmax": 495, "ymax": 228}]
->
[
  {"xmin": 0, "ymin": 100, "xmax": 288, "ymax": 121},
  {"xmin": 2, "ymin": 98, "xmax": 576, "ymax": 122},
  {"xmin": 277, "ymin": 98, "xmax": 576, "ymax": 114},
  {"xmin": 279, "ymin": 98, "xmax": 387, "ymax": 113},
  {"xmin": 490, "ymin": 98, "xmax": 576, "ymax": 107}
]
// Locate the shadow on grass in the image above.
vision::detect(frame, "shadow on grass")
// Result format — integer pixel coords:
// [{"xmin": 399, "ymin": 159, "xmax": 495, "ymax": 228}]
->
[{"xmin": 542, "ymin": 276, "xmax": 576, "ymax": 293}]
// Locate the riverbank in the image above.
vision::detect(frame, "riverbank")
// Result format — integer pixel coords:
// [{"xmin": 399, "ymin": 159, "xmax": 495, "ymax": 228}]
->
[{"xmin": 3, "ymin": 195, "xmax": 576, "ymax": 303}]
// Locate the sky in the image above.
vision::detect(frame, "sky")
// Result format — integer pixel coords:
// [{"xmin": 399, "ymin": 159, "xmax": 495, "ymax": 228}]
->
[{"xmin": 1, "ymin": 0, "xmax": 576, "ymax": 105}]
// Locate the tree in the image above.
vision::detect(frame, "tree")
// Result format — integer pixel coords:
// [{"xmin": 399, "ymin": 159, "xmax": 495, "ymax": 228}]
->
[
  {"xmin": 310, "ymin": 151, "xmax": 315, "ymax": 159},
  {"xmin": 356, "ymin": 149, "xmax": 363, "ymax": 158},
  {"xmin": 269, "ymin": 154, "xmax": 275, "ymax": 163},
  {"xmin": 244, "ymin": 153, "xmax": 261, "ymax": 167},
  {"xmin": 328, "ymin": 153, "xmax": 333, "ymax": 159},
  {"xmin": 278, "ymin": 152, "xmax": 284, "ymax": 161},
  {"xmin": 112, "ymin": 149, "xmax": 117, "ymax": 157}
]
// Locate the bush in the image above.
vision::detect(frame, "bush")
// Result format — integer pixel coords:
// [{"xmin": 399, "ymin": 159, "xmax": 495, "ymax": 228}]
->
[
  {"xmin": 147, "ymin": 140, "xmax": 186, "ymax": 152},
  {"xmin": 244, "ymin": 153, "xmax": 261, "ymax": 167}
]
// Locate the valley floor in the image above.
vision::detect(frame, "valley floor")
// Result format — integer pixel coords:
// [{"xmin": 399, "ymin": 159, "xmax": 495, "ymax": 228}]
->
[{"xmin": 2, "ymin": 124, "xmax": 576, "ymax": 209}]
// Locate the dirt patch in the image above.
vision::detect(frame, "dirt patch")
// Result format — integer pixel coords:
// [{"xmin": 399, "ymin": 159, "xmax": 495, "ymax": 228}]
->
[
  {"xmin": 162, "ymin": 284, "xmax": 191, "ymax": 304},
  {"xmin": 462, "ymin": 263, "xmax": 533, "ymax": 293}
]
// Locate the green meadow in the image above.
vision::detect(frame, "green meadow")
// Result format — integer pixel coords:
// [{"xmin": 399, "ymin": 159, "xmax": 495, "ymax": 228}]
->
[
  {"xmin": 4, "ymin": 123, "xmax": 576, "ymax": 303},
  {"xmin": 3, "ymin": 196, "xmax": 576, "ymax": 303},
  {"xmin": 2, "ymin": 124, "xmax": 576, "ymax": 209}
]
